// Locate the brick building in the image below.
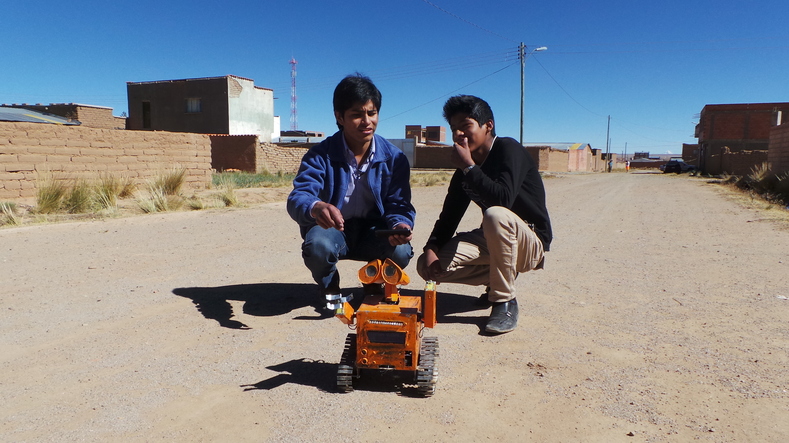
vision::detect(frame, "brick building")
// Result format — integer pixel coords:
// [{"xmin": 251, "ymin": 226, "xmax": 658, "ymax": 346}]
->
[
  {"xmin": 695, "ymin": 103, "xmax": 789, "ymax": 175},
  {"xmin": 405, "ymin": 125, "xmax": 446, "ymax": 143},
  {"xmin": 126, "ymin": 75, "xmax": 275, "ymax": 142}
]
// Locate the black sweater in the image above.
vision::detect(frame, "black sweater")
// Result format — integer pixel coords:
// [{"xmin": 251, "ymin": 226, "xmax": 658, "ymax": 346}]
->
[{"xmin": 424, "ymin": 136, "xmax": 553, "ymax": 252}]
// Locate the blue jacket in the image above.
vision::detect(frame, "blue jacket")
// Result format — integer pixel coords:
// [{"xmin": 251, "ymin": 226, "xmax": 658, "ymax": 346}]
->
[{"xmin": 287, "ymin": 131, "xmax": 416, "ymax": 238}]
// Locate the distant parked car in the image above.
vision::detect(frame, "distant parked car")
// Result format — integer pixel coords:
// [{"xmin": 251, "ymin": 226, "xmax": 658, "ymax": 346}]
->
[{"xmin": 663, "ymin": 157, "xmax": 696, "ymax": 174}]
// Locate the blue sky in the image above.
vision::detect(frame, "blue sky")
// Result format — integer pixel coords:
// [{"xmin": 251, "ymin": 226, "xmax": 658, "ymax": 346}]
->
[{"xmin": 3, "ymin": 0, "xmax": 788, "ymax": 154}]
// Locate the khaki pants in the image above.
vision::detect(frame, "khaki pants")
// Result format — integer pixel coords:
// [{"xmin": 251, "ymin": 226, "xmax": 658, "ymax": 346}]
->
[{"xmin": 417, "ymin": 206, "xmax": 544, "ymax": 302}]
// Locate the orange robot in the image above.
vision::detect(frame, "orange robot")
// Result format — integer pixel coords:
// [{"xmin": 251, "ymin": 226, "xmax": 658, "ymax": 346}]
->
[{"xmin": 332, "ymin": 258, "xmax": 438, "ymax": 396}]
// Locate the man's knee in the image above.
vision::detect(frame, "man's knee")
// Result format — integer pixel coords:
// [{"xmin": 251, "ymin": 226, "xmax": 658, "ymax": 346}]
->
[
  {"xmin": 389, "ymin": 243, "xmax": 414, "ymax": 269},
  {"xmin": 303, "ymin": 226, "xmax": 342, "ymax": 259},
  {"xmin": 482, "ymin": 206, "xmax": 515, "ymax": 226}
]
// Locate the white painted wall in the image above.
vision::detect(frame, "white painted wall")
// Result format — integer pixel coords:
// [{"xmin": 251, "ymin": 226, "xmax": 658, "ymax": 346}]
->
[{"xmin": 227, "ymin": 77, "xmax": 275, "ymax": 142}]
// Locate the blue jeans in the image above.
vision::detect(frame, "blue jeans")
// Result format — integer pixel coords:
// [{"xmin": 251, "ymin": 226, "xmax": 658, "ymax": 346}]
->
[{"xmin": 302, "ymin": 219, "xmax": 413, "ymax": 291}]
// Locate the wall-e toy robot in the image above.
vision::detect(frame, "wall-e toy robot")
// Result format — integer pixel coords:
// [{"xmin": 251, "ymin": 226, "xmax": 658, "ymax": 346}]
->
[{"xmin": 327, "ymin": 257, "xmax": 439, "ymax": 396}]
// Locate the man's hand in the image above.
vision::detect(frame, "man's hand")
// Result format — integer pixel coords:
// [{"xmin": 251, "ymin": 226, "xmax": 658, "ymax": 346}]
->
[
  {"xmin": 310, "ymin": 201, "xmax": 344, "ymax": 230},
  {"xmin": 421, "ymin": 248, "xmax": 446, "ymax": 281},
  {"xmin": 387, "ymin": 223, "xmax": 413, "ymax": 247},
  {"xmin": 450, "ymin": 136, "xmax": 474, "ymax": 170}
]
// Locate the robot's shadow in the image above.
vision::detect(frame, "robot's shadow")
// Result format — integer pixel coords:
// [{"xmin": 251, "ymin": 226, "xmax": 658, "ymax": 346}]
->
[
  {"xmin": 240, "ymin": 358, "xmax": 435, "ymax": 396},
  {"xmin": 172, "ymin": 284, "xmax": 486, "ymax": 329}
]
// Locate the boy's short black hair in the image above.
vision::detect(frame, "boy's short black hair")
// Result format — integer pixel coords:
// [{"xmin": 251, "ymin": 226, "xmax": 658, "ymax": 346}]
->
[
  {"xmin": 333, "ymin": 73, "xmax": 382, "ymax": 129},
  {"xmin": 442, "ymin": 95, "xmax": 496, "ymax": 137}
]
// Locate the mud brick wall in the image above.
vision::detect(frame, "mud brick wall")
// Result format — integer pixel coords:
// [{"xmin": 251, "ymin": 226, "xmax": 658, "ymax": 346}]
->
[
  {"xmin": 0, "ymin": 122, "xmax": 212, "ymax": 200},
  {"xmin": 526, "ymin": 147, "xmax": 570, "ymax": 172},
  {"xmin": 769, "ymin": 124, "xmax": 789, "ymax": 176},
  {"xmin": 257, "ymin": 143, "xmax": 309, "ymax": 174}
]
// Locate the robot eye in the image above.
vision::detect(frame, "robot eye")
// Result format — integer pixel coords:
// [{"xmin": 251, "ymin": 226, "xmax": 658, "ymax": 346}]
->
[
  {"xmin": 365, "ymin": 265, "xmax": 378, "ymax": 277},
  {"xmin": 383, "ymin": 265, "xmax": 397, "ymax": 277}
]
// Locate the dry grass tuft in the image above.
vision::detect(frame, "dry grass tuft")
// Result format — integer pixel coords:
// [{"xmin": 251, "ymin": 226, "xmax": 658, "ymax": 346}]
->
[
  {"xmin": 36, "ymin": 177, "xmax": 67, "ymax": 214},
  {"xmin": 154, "ymin": 168, "xmax": 186, "ymax": 196},
  {"xmin": 1, "ymin": 202, "xmax": 20, "ymax": 226},
  {"xmin": 411, "ymin": 171, "xmax": 453, "ymax": 187},
  {"xmin": 63, "ymin": 179, "xmax": 93, "ymax": 213},
  {"xmin": 215, "ymin": 174, "xmax": 240, "ymax": 207}
]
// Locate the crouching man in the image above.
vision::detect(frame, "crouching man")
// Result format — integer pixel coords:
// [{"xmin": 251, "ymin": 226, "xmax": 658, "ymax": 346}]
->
[
  {"xmin": 287, "ymin": 74, "xmax": 415, "ymax": 306},
  {"xmin": 417, "ymin": 95, "xmax": 552, "ymax": 334}
]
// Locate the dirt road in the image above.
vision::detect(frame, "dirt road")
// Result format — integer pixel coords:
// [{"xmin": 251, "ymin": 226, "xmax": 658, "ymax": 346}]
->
[{"xmin": 2, "ymin": 172, "xmax": 788, "ymax": 442}]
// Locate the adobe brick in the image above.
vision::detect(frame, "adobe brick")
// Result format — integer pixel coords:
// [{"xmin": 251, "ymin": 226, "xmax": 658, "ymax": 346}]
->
[
  {"xmin": 80, "ymin": 148, "xmax": 111, "ymax": 157},
  {"xmin": 46, "ymin": 154, "xmax": 73, "ymax": 163},
  {"xmin": 66, "ymin": 139, "xmax": 91, "ymax": 148},
  {"xmin": 17, "ymin": 154, "xmax": 48, "ymax": 164},
  {"xmin": 24, "ymin": 146, "xmax": 61, "ymax": 155},
  {"xmin": 39, "ymin": 138, "xmax": 68, "ymax": 147},
  {"xmin": 0, "ymin": 189, "xmax": 21, "ymax": 199},
  {"xmin": 3, "ymin": 180, "xmax": 22, "ymax": 190}
]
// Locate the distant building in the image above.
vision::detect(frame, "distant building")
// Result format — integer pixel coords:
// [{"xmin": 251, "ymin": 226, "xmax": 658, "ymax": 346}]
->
[
  {"xmin": 126, "ymin": 75, "xmax": 274, "ymax": 142},
  {"xmin": 405, "ymin": 125, "xmax": 446, "ymax": 143},
  {"xmin": 277, "ymin": 130, "xmax": 326, "ymax": 143},
  {"xmin": 0, "ymin": 103, "xmax": 124, "ymax": 129},
  {"xmin": 695, "ymin": 102, "xmax": 789, "ymax": 175}
]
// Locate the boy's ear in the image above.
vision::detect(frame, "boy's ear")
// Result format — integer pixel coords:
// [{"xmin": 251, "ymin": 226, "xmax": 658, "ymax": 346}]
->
[
  {"xmin": 334, "ymin": 110, "xmax": 344, "ymax": 126},
  {"xmin": 485, "ymin": 120, "xmax": 494, "ymax": 133}
]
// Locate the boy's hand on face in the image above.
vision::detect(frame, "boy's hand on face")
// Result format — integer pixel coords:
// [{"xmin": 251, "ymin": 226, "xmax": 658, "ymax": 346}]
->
[
  {"xmin": 451, "ymin": 136, "xmax": 475, "ymax": 170},
  {"xmin": 311, "ymin": 201, "xmax": 345, "ymax": 231}
]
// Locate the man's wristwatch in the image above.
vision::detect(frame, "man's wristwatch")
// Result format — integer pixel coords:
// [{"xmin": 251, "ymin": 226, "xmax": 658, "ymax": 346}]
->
[{"xmin": 462, "ymin": 164, "xmax": 475, "ymax": 175}]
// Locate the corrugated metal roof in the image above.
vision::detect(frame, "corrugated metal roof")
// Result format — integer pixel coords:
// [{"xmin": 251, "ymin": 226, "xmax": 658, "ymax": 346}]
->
[{"xmin": 0, "ymin": 107, "xmax": 80, "ymax": 125}]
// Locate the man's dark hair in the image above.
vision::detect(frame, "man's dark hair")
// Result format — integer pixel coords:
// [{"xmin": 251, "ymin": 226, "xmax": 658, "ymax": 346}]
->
[
  {"xmin": 333, "ymin": 73, "xmax": 381, "ymax": 129},
  {"xmin": 442, "ymin": 95, "xmax": 496, "ymax": 137}
]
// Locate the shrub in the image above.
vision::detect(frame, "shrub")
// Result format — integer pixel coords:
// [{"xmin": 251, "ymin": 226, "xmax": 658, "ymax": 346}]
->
[
  {"xmin": 63, "ymin": 179, "xmax": 93, "ymax": 213},
  {"xmin": 215, "ymin": 174, "xmax": 239, "ymax": 207},
  {"xmin": 36, "ymin": 178, "xmax": 67, "ymax": 214},
  {"xmin": 95, "ymin": 174, "xmax": 121, "ymax": 210},
  {"xmin": 1, "ymin": 202, "xmax": 19, "ymax": 226},
  {"xmin": 154, "ymin": 168, "xmax": 186, "ymax": 196}
]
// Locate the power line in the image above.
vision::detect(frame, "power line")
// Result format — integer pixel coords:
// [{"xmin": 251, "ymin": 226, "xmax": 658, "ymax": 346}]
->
[
  {"xmin": 420, "ymin": 0, "xmax": 518, "ymax": 44},
  {"xmin": 382, "ymin": 61, "xmax": 519, "ymax": 121}
]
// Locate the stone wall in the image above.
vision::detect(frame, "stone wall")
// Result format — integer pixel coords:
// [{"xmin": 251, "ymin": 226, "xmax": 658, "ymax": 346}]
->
[{"xmin": 0, "ymin": 122, "xmax": 212, "ymax": 200}]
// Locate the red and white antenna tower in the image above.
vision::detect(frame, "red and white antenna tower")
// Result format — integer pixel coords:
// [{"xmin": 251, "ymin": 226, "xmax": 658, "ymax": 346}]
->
[{"xmin": 289, "ymin": 57, "xmax": 298, "ymax": 131}]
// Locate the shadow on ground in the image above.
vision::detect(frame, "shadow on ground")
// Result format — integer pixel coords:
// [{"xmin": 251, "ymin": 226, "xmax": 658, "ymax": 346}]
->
[
  {"xmin": 172, "ymin": 283, "xmax": 326, "ymax": 329},
  {"xmin": 173, "ymin": 284, "xmax": 488, "ymax": 330},
  {"xmin": 241, "ymin": 357, "xmax": 434, "ymax": 397}
]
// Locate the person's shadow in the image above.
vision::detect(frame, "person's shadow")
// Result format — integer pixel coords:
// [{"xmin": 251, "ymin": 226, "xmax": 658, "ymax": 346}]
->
[
  {"xmin": 172, "ymin": 283, "xmax": 328, "ymax": 329},
  {"xmin": 173, "ymin": 283, "xmax": 486, "ymax": 330}
]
